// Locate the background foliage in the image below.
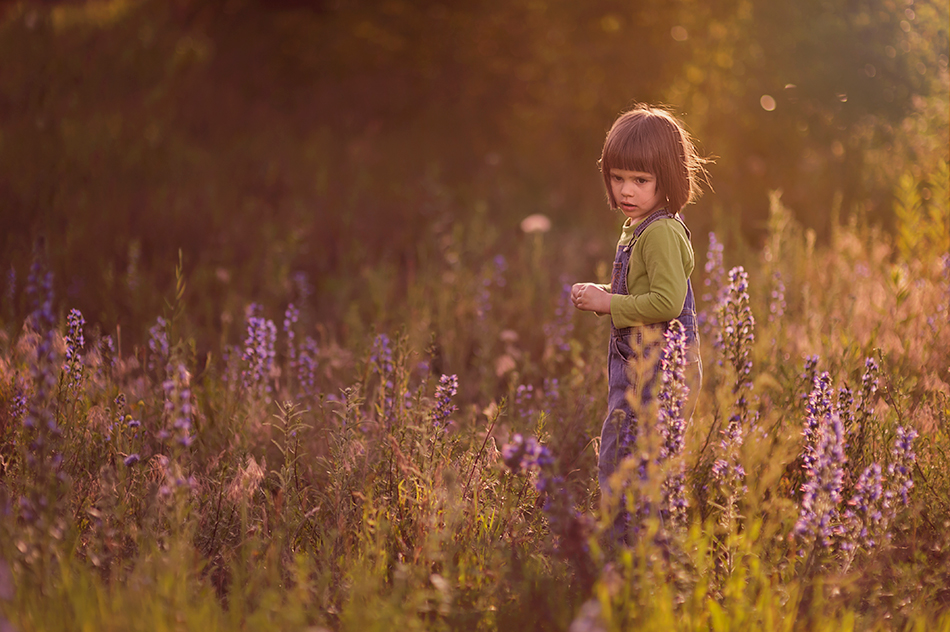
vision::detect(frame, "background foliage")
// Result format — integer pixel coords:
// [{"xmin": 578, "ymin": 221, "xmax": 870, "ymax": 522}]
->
[{"xmin": 1, "ymin": 0, "xmax": 947, "ymax": 348}]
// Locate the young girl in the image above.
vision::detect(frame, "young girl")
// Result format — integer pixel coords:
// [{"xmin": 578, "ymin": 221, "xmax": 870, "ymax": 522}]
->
[{"xmin": 571, "ymin": 105, "xmax": 707, "ymax": 496}]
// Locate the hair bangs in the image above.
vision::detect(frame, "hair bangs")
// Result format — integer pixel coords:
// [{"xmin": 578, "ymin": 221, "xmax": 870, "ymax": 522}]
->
[{"xmin": 604, "ymin": 122, "xmax": 661, "ymax": 176}]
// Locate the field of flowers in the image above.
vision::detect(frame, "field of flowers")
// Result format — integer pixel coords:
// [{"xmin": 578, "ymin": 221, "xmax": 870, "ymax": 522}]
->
[{"xmin": 1, "ymin": 181, "xmax": 949, "ymax": 631}]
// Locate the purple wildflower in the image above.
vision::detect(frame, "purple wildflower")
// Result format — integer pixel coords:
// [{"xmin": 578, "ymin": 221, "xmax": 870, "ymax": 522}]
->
[
  {"xmin": 849, "ymin": 358, "xmax": 879, "ymax": 465},
  {"xmin": 19, "ymin": 245, "xmax": 67, "ymax": 535},
  {"xmin": 501, "ymin": 433, "xmax": 591, "ymax": 567},
  {"xmin": 242, "ymin": 310, "xmax": 277, "ymax": 396},
  {"xmin": 297, "ymin": 336, "xmax": 320, "ymax": 398},
  {"xmin": 124, "ymin": 454, "xmax": 141, "ymax": 467},
  {"xmin": 63, "ymin": 308, "xmax": 86, "ymax": 401},
  {"xmin": 658, "ymin": 320, "xmax": 689, "ymax": 459},
  {"xmin": 717, "ymin": 267, "xmax": 755, "ymax": 388},
  {"xmin": 838, "ymin": 381, "xmax": 863, "ymax": 470},
  {"xmin": 837, "ymin": 386, "xmax": 854, "ymax": 424},
  {"xmin": 840, "ymin": 428, "xmax": 918, "ymax": 569},
  {"xmin": 292, "ymin": 271, "xmax": 313, "ymax": 304},
  {"xmin": 26, "ymin": 248, "xmax": 55, "ymax": 339},
  {"xmin": 23, "ymin": 245, "xmax": 58, "ymax": 428},
  {"xmin": 493, "ymin": 255, "xmax": 507, "ymax": 287},
  {"xmin": 795, "ymin": 411, "xmax": 847, "ymax": 549},
  {"xmin": 699, "ymin": 232, "xmax": 726, "ymax": 336},
  {"xmin": 283, "ymin": 303, "xmax": 299, "ymax": 376},
  {"xmin": 855, "ymin": 357, "xmax": 879, "ymax": 427},
  {"xmin": 163, "ymin": 363, "xmax": 194, "ymax": 447},
  {"xmin": 99, "ymin": 334, "xmax": 116, "ymax": 372},
  {"xmin": 841, "ymin": 462, "xmax": 886, "ymax": 558},
  {"xmin": 501, "ymin": 433, "xmax": 535, "ymax": 473},
  {"xmin": 768, "ymin": 271, "xmax": 786, "ymax": 323},
  {"xmin": 803, "ymin": 372, "xmax": 834, "ymax": 470},
  {"xmin": 710, "ymin": 267, "xmax": 755, "ymax": 534},
  {"xmin": 11, "ymin": 377, "xmax": 27, "ymax": 423},
  {"xmin": 245, "ymin": 303, "xmax": 263, "ymax": 320},
  {"xmin": 515, "ymin": 383, "xmax": 536, "ymax": 421},
  {"xmin": 501, "ymin": 433, "xmax": 554, "ymax": 474},
  {"xmin": 712, "ymin": 412, "xmax": 748, "ymax": 518},
  {"xmin": 25, "ymin": 247, "xmax": 57, "ymax": 401},
  {"xmin": 476, "ymin": 256, "xmax": 506, "ymax": 319},
  {"xmin": 148, "ymin": 317, "xmax": 170, "ymax": 372},
  {"xmin": 370, "ymin": 333, "xmax": 394, "ymax": 376},
  {"xmin": 888, "ymin": 426, "xmax": 917, "ymax": 506},
  {"xmin": 110, "ymin": 392, "xmax": 127, "ymax": 439},
  {"xmin": 657, "ymin": 319, "xmax": 690, "ymax": 526},
  {"xmin": 702, "ymin": 232, "xmax": 725, "ymax": 304},
  {"xmin": 432, "ymin": 374, "xmax": 459, "ymax": 428}
]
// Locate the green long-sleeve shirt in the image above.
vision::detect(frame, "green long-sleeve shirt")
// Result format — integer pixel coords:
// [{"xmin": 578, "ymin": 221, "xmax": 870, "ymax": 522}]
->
[{"xmin": 601, "ymin": 215, "xmax": 695, "ymax": 329}]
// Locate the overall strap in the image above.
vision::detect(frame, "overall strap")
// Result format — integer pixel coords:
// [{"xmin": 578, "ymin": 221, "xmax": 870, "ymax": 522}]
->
[
  {"xmin": 671, "ymin": 214, "xmax": 691, "ymax": 240},
  {"xmin": 628, "ymin": 208, "xmax": 676, "ymax": 247}
]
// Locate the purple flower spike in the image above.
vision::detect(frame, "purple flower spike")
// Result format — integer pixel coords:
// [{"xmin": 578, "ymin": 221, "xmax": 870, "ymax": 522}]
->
[
  {"xmin": 888, "ymin": 426, "xmax": 917, "ymax": 506},
  {"xmin": 148, "ymin": 317, "xmax": 170, "ymax": 372},
  {"xmin": 163, "ymin": 362, "xmax": 194, "ymax": 447},
  {"xmin": 297, "ymin": 336, "xmax": 320, "ymax": 398},
  {"xmin": 242, "ymin": 310, "xmax": 277, "ymax": 396},
  {"xmin": 432, "ymin": 374, "xmax": 459, "ymax": 428},
  {"xmin": 795, "ymin": 406, "xmax": 847, "ymax": 549},
  {"xmin": 63, "ymin": 309, "xmax": 86, "ymax": 401},
  {"xmin": 768, "ymin": 271, "xmax": 786, "ymax": 323},
  {"xmin": 658, "ymin": 319, "xmax": 690, "ymax": 526},
  {"xmin": 284, "ymin": 303, "xmax": 299, "ymax": 372}
]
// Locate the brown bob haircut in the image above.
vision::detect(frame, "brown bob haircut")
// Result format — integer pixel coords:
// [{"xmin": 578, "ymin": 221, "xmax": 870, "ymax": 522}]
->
[{"xmin": 600, "ymin": 105, "xmax": 708, "ymax": 215}]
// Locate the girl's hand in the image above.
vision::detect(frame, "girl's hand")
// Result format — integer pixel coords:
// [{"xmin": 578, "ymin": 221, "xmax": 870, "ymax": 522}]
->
[{"xmin": 571, "ymin": 283, "xmax": 611, "ymax": 314}]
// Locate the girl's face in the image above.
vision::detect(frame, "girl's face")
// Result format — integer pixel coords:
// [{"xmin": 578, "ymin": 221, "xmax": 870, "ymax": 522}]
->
[{"xmin": 609, "ymin": 168, "xmax": 665, "ymax": 222}]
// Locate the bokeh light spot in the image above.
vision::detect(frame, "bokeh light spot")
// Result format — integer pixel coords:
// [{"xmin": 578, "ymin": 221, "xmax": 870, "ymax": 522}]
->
[
  {"xmin": 760, "ymin": 95, "xmax": 777, "ymax": 111},
  {"xmin": 601, "ymin": 15, "xmax": 620, "ymax": 33}
]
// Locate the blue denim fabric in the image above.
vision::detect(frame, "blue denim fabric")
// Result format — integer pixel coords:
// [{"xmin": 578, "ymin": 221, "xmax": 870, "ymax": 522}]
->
[{"xmin": 598, "ymin": 209, "xmax": 702, "ymax": 495}]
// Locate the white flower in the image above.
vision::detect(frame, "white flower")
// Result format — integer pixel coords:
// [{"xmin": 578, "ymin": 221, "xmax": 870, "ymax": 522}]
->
[{"xmin": 520, "ymin": 213, "xmax": 551, "ymax": 234}]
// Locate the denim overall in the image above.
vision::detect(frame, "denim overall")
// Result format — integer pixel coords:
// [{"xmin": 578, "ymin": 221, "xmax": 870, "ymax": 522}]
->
[{"xmin": 598, "ymin": 208, "xmax": 700, "ymax": 494}]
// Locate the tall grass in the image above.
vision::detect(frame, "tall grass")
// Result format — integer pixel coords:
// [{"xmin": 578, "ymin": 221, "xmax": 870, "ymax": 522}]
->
[{"xmin": 1, "ymin": 180, "xmax": 949, "ymax": 631}]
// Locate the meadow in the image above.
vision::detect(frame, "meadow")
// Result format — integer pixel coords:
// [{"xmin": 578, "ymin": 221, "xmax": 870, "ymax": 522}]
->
[
  {"xmin": 2, "ymin": 1, "xmax": 949, "ymax": 629},
  {"xmin": 1, "ymin": 172, "xmax": 949, "ymax": 631}
]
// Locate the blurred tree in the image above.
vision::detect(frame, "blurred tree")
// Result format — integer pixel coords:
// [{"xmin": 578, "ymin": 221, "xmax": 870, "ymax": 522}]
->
[
  {"xmin": 666, "ymin": 0, "xmax": 948, "ymax": 236},
  {"xmin": 0, "ymin": 0, "xmax": 945, "ymax": 345}
]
